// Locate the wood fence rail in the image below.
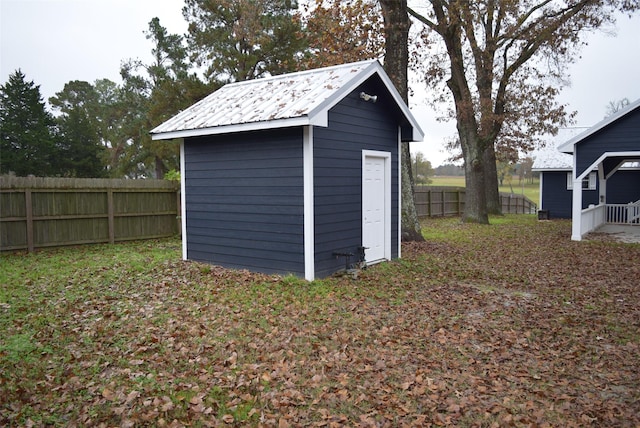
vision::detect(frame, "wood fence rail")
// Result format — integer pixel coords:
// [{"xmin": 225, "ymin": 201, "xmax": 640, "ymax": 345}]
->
[
  {"xmin": 414, "ymin": 186, "xmax": 537, "ymax": 218},
  {"xmin": 1, "ymin": 177, "xmax": 180, "ymax": 252}
]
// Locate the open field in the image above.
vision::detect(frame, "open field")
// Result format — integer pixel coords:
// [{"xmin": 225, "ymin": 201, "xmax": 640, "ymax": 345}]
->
[
  {"xmin": 1, "ymin": 216, "xmax": 639, "ymax": 427},
  {"xmin": 429, "ymin": 176, "xmax": 540, "ymax": 205}
]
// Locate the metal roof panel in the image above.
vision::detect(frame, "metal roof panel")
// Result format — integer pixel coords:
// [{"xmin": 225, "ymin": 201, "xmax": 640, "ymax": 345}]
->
[{"xmin": 151, "ymin": 60, "xmax": 423, "ymax": 141}]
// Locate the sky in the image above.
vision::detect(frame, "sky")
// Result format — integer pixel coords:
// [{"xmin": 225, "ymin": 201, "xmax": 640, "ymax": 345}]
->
[{"xmin": 2, "ymin": 0, "xmax": 639, "ymax": 167}]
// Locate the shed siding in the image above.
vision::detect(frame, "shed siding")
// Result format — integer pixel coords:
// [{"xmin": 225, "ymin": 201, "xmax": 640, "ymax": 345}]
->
[
  {"xmin": 184, "ymin": 128, "xmax": 305, "ymax": 275},
  {"xmin": 575, "ymin": 108, "xmax": 640, "ymax": 176},
  {"xmin": 313, "ymin": 79, "xmax": 399, "ymax": 277},
  {"xmin": 541, "ymin": 171, "xmax": 599, "ymax": 218}
]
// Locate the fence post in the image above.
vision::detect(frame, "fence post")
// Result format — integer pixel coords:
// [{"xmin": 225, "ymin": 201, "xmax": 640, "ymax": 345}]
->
[
  {"xmin": 25, "ymin": 189, "xmax": 34, "ymax": 253},
  {"xmin": 107, "ymin": 189, "xmax": 115, "ymax": 244}
]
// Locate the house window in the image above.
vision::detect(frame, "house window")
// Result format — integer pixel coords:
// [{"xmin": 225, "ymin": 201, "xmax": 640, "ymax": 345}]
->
[{"xmin": 567, "ymin": 172, "xmax": 597, "ymax": 190}]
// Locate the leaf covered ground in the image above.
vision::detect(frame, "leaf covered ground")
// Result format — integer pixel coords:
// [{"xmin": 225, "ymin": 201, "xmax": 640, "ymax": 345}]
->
[{"xmin": 1, "ymin": 216, "xmax": 639, "ymax": 427}]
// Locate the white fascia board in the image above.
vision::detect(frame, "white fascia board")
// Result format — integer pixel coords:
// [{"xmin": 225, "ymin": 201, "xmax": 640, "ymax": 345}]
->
[
  {"xmin": 532, "ymin": 167, "xmax": 572, "ymax": 172},
  {"xmin": 558, "ymin": 98, "xmax": 640, "ymax": 153},
  {"xmin": 377, "ymin": 72, "xmax": 425, "ymax": 142},
  {"xmin": 151, "ymin": 116, "xmax": 315, "ymax": 141},
  {"xmin": 577, "ymin": 151, "xmax": 640, "ymax": 181},
  {"xmin": 306, "ymin": 62, "xmax": 380, "ymax": 127},
  {"xmin": 307, "ymin": 61, "xmax": 425, "ymax": 142}
]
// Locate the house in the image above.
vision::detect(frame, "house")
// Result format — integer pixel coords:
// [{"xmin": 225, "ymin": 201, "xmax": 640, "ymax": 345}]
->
[
  {"xmin": 532, "ymin": 129, "xmax": 597, "ymax": 219},
  {"xmin": 533, "ymin": 99, "xmax": 640, "ymax": 240},
  {"xmin": 151, "ymin": 60, "xmax": 424, "ymax": 280}
]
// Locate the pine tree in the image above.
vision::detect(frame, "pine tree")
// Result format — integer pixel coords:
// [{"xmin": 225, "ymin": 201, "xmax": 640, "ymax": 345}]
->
[
  {"xmin": 183, "ymin": 0, "xmax": 306, "ymax": 83},
  {"xmin": 0, "ymin": 70, "xmax": 57, "ymax": 176},
  {"xmin": 49, "ymin": 80, "xmax": 106, "ymax": 177}
]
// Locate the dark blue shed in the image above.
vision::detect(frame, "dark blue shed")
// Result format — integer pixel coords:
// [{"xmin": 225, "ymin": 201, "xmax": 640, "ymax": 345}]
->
[
  {"xmin": 151, "ymin": 60, "xmax": 424, "ymax": 280},
  {"xmin": 534, "ymin": 98, "xmax": 640, "ymax": 239}
]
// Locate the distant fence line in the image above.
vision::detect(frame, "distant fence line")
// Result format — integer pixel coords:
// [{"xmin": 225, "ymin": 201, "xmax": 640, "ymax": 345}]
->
[
  {"xmin": 1, "ymin": 177, "xmax": 180, "ymax": 252},
  {"xmin": 414, "ymin": 186, "xmax": 537, "ymax": 218}
]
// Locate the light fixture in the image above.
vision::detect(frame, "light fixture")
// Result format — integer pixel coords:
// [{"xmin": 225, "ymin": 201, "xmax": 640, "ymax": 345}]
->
[{"xmin": 360, "ymin": 92, "xmax": 377, "ymax": 103}]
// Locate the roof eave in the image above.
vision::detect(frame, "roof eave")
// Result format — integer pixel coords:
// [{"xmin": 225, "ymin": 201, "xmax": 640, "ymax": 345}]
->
[
  {"xmin": 305, "ymin": 60, "xmax": 424, "ymax": 142},
  {"xmin": 557, "ymin": 98, "xmax": 640, "ymax": 153},
  {"xmin": 151, "ymin": 116, "xmax": 319, "ymax": 141},
  {"xmin": 531, "ymin": 167, "xmax": 571, "ymax": 172}
]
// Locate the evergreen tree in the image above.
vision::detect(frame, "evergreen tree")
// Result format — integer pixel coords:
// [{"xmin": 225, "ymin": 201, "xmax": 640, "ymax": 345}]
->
[
  {"xmin": 120, "ymin": 17, "xmax": 212, "ymax": 178},
  {"xmin": 0, "ymin": 70, "xmax": 57, "ymax": 176},
  {"xmin": 183, "ymin": 0, "xmax": 306, "ymax": 83},
  {"xmin": 49, "ymin": 80, "xmax": 106, "ymax": 177}
]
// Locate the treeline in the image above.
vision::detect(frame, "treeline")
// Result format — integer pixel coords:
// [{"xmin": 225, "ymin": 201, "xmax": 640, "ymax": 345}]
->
[
  {"xmin": 1, "ymin": 0, "xmax": 384, "ymax": 179},
  {"xmin": 429, "ymin": 159, "xmax": 537, "ymax": 184},
  {"xmin": 434, "ymin": 164, "xmax": 465, "ymax": 176}
]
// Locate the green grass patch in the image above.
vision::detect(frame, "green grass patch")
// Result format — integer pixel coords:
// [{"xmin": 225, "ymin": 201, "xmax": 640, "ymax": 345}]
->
[{"xmin": 429, "ymin": 175, "xmax": 540, "ymax": 204}]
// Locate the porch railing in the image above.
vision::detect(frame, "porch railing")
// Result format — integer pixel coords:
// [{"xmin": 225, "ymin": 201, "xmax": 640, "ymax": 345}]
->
[
  {"xmin": 581, "ymin": 204, "xmax": 607, "ymax": 236},
  {"xmin": 606, "ymin": 200, "xmax": 640, "ymax": 224}
]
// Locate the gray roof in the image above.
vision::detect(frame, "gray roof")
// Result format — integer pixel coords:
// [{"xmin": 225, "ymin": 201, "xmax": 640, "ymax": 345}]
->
[
  {"xmin": 557, "ymin": 97, "xmax": 640, "ymax": 154},
  {"xmin": 151, "ymin": 59, "xmax": 423, "ymax": 141}
]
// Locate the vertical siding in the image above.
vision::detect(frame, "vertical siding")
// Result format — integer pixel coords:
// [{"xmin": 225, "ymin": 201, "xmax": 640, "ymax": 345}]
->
[
  {"xmin": 576, "ymin": 108, "xmax": 640, "ymax": 176},
  {"xmin": 541, "ymin": 171, "xmax": 600, "ymax": 218},
  {"xmin": 313, "ymin": 77, "xmax": 400, "ymax": 277},
  {"xmin": 184, "ymin": 128, "xmax": 305, "ymax": 276}
]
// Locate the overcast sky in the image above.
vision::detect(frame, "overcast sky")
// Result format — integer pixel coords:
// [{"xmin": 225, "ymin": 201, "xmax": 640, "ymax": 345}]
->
[{"xmin": 2, "ymin": 0, "xmax": 639, "ymax": 166}]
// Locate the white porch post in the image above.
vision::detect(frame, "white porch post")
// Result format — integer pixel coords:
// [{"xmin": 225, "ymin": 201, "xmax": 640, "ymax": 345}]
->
[
  {"xmin": 571, "ymin": 177, "xmax": 582, "ymax": 241},
  {"xmin": 598, "ymin": 163, "xmax": 606, "ymax": 206}
]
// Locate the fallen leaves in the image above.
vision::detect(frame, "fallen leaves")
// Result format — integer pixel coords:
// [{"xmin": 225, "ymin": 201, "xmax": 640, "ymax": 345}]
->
[{"xmin": 1, "ymin": 219, "xmax": 639, "ymax": 426}]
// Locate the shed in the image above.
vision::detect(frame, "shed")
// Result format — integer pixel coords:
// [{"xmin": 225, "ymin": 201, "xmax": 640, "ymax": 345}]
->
[
  {"xmin": 533, "ymin": 98, "xmax": 640, "ymax": 239},
  {"xmin": 151, "ymin": 60, "xmax": 424, "ymax": 280}
]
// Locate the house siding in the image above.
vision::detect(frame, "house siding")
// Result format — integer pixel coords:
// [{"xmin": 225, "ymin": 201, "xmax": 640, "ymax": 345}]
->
[
  {"xmin": 575, "ymin": 108, "xmax": 640, "ymax": 176},
  {"xmin": 313, "ymin": 78, "xmax": 400, "ymax": 277},
  {"xmin": 607, "ymin": 170, "xmax": 640, "ymax": 203},
  {"xmin": 183, "ymin": 128, "xmax": 305, "ymax": 275},
  {"xmin": 541, "ymin": 171, "xmax": 599, "ymax": 218}
]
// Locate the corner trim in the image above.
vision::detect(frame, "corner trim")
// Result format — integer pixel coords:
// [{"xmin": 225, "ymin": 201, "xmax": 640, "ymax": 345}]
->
[{"xmin": 303, "ymin": 126, "xmax": 315, "ymax": 281}]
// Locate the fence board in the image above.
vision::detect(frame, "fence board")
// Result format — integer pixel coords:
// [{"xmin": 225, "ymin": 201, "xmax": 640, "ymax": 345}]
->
[
  {"xmin": 414, "ymin": 186, "xmax": 537, "ymax": 218},
  {"xmin": 1, "ymin": 177, "xmax": 179, "ymax": 252}
]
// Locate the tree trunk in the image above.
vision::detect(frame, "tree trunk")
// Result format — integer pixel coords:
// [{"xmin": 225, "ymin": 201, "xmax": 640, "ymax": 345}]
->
[
  {"xmin": 483, "ymin": 145, "xmax": 502, "ymax": 215},
  {"xmin": 457, "ymin": 121, "xmax": 489, "ymax": 224},
  {"xmin": 401, "ymin": 143, "xmax": 424, "ymax": 241},
  {"xmin": 155, "ymin": 155, "xmax": 166, "ymax": 179},
  {"xmin": 462, "ymin": 153, "xmax": 489, "ymax": 223},
  {"xmin": 379, "ymin": 0, "xmax": 425, "ymax": 242}
]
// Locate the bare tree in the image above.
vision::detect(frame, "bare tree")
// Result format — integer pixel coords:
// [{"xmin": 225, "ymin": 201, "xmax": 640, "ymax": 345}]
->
[
  {"xmin": 605, "ymin": 97, "xmax": 630, "ymax": 117},
  {"xmin": 408, "ymin": 0, "xmax": 638, "ymax": 223}
]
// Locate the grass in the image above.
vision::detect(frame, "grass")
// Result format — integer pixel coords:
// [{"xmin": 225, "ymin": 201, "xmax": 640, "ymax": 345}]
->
[
  {"xmin": 1, "ymin": 218, "xmax": 639, "ymax": 426},
  {"xmin": 429, "ymin": 175, "xmax": 540, "ymax": 205}
]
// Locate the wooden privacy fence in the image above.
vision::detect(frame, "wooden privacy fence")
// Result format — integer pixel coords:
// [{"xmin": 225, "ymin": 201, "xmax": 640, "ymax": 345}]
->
[
  {"xmin": 1, "ymin": 177, "xmax": 180, "ymax": 252},
  {"xmin": 414, "ymin": 186, "xmax": 537, "ymax": 218}
]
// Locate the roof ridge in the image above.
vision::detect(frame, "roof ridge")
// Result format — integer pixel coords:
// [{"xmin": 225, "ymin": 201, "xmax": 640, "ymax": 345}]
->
[{"xmin": 223, "ymin": 59, "xmax": 380, "ymax": 88}]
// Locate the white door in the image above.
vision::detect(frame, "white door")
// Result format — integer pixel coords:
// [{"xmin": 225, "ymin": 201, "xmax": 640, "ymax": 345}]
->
[{"xmin": 362, "ymin": 151, "xmax": 390, "ymax": 263}]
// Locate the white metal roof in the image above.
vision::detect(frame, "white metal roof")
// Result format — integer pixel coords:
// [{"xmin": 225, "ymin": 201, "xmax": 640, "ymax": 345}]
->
[
  {"xmin": 557, "ymin": 97, "xmax": 640, "ymax": 154},
  {"xmin": 532, "ymin": 147, "xmax": 573, "ymax": 170},
  {"xmin": 532, "ymin": 128, "xmax": 584, "ymax": 170},
  {"xmin": 151, "ymin": 59, "xmax": 423, "ymax": 141}
]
